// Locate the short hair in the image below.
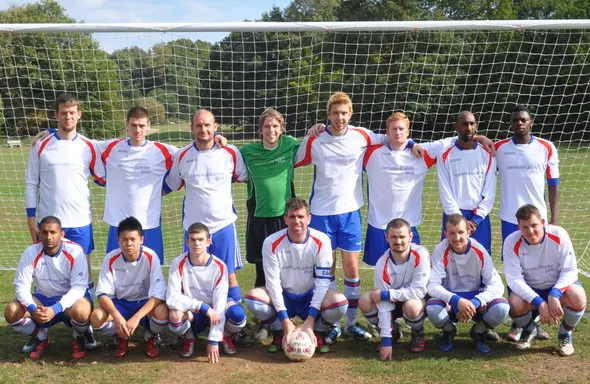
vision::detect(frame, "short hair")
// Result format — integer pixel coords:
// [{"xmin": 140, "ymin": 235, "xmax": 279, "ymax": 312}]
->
[
  {"xmin": 118, "ymin": 216, "xmax": 143, "ymax": 237},
  {"xmin": 187, "ymin": 222, "xmax": 210, "ymax": 237},
  {"xmin": 445, "ymin": 214, "xmax": 468, "ymax": 229},
  {"xmin": 39, "ymin": 216, "xmax": 62, "ymax": 228},
  {"xmin": 191, "ymin": 109, "xmax": 215, "ymax": 125},
  {"xmin": 385, "ymin": 218, "xmax": 411, "ymax": 234},
  {"xmin": 326, "ymin": 92, "xmax": 353, "ymax": 115},
  {"xmin": 515, "ymin": 204, "xmax": 542, "ymax": 222},
  {"xmin": 55, "ymin": 93, "xmax": 80, "ymax": 112},
  {"xmin": 512, "ymin": 104, "xmax": 533, "ymax": 119},
  {"xmin": 259, "ymin": 108, "xmax": 285, "ymax": 132},
  {"xmin": 284, "ymin": 197, "xmax": 310, "ymax": 216},
  {"xmin": 456, "ymin": 110, "xmax": 476, "ymax": 123},
  {"xmin": 127, "ymin": 106, "xmax": 150, "ymax": 122},
  {"xmin": 386, "ymin": 112, "xmax": 411, "ymax": 131}
]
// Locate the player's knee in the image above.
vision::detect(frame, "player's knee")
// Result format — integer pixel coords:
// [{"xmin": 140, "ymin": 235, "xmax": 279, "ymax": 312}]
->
[
  {"xmin": 483, "ymin": 298, "xmax": 509, "ymax": 328},
  {"xmin": 403, "ymin": 299, "xmax": 425, "ymax": 319},
  {"xmin": 151, "ymin": 302, "xmax": 169, "ymax": 320},
  {"xmin": 225, "ymin": 303, "xmax": 246, "ymax": 333},
  {"xmin": 90, "ymin": 307, "xmax": 108, "ymax": 328},
  {"xmin": 508, "ymin": 292, "xmax": 530, "ymax": 316},
  {"xmin": 169, "ymin": 309, "xmax": 185, "ymax": 323},
  {"xmin": 358, "ymin": 292, "xmax": 375, "ymax": 313},
  {"xmin": 425, "ymin": 299, "xmax": 449, "ymax": 328},
  {"xmin": 4, "ymin": 300, "xmax": 24, "ymax": 323},
  {"xmin": 244, "ymin": 288, "xmax": 270, "ymax": 314},
  {"xmin": 563, "ymin": 284, "xmax": 587, "ymax": 308},
  {"xmin": 67, "ymin": 299, "xmax": 92, "ymax": 322}
]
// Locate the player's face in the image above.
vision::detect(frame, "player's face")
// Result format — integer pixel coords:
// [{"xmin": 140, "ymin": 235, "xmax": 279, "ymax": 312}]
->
[
  {"xmin": 284, "ymin": 207, "xmax": 311, "ymax": 238},
  {"xmin": 328, "ymin": 103, "xmax": 351, "ymax": 133},
  {"xmin": 38, "ymin": 222, "xmax": 64, "ymax": 254},
  {"xmin": 187, "ymin": 231, "xmax": 211, "ymax": 257},
  {"xmin": 118, "ymin": 230, "xmax": 144, "ymax": 259},
  {"xmin": 126, "ymin": 117, "xmax": 150, "ymax": 146},
  {"xmin": 386, "ymin": 225, "xmax": 412, "ymax": 255},
  {"xmin": 260, "ymin": 116, "xmax": 283, "ymax": 147},
  {"xmin": 54, "ymin": 104, "xmax": 81, "ymax": 133},
  {"xmin": 387, "ymin": 120, "xmax": 410, "ymax": 146},
  {"xmin": 445, "ymin": 220, "xmax": 470, "ymax": 253},
  {"xmin": 511, "ymin": 111, "xmax": 533, "ymax": 138},
  {"xmin": 191, "ymin": 111, "xmax": 217, "ymax": 144},
  {"xmin": 518, "ymin": 214, "xmax": 545, "ymax": 245},
  {"xmin": 455, "ymin": 113, "xmax": 477, "ymax": 143}
]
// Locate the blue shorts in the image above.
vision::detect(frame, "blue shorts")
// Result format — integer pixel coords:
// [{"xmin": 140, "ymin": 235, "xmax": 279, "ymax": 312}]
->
[
  {"xmin": 190, "ymin": 305, "xmax": 240, "ymax": 335},
  {"xmin": 442, "ymin": 210, "xmax": 491, "ymax": 255},
  {"xmin": 310, "ymin": 210, "xmax": 362, "ymax": 252},
  {"xmin": 501, "ymin": 220, "xmax": 519, "ymax": 243},
  {"xmin": 184, "ymin": 222, "xmax": 242, "ymax": 275},
  {"xmin": 363, "ymin": 224, "xmax": 421, "ymax": 266},
  {"xmin": 283, "ymin": 289, "xmax": 314, "ymax": 320},
  {"xmin": 32, "ymin": 290, "xmax": 93, "ymax": 329},
  {"xmin": 61, "ymin": 224, "xmax": 94, "ymax": 255},
  {"xmin": 528, "ymin": 281, "xmax": 583, "ymax": 303},
  {"xmin": 112, "ymin": 298, "xmax": 150, "ymax": 330},
  {"xmin": 107, "ymin": 225, "xmax": 164, "ymax": 264}
]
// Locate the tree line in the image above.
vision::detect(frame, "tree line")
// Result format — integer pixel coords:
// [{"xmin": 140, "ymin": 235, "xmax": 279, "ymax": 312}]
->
[{"xmin": 1, "ymin": 0, "xmax": 589, "ymax": 141}]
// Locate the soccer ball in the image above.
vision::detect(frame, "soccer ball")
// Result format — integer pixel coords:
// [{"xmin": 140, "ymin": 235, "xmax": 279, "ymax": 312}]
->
[{"xmin": 284, "ymin": 328, "xmax": 315, "ymax": 361}]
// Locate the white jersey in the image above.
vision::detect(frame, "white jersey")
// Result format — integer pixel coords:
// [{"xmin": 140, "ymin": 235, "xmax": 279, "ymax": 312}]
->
[
  {"xmin": 437, "ymin": 141, "xmax": 496, "ymax": 219},
  {"xmin": 164, "ymin": 143, "xmax": 247, "ymax": 232},
  {"xmin": 428, "ymin": 238, "xmax": 505, "ymax": 306},
  {"xmin": 363, "ymin": 138, "xmax": 453, "ymax": 228},
  {"xmin": 96, "ymin": 246, "xmax": 166, "ymax": 301},
  {"xmin": 166, "ymin": 253, "xmax": 228, "ymax": 342},
  {"xmin": 294, "ymin": 126, "xmax": 385, "ymax": 216},
  {"xmin": 263, "ymin": 228, "xmax": 333, "ymax": 318},
  {"xmin": 495, "ymin": 136, "xmax": 560, "ymax": 224},
  {"xmin": 372, "ymin": 244, "xmax": 430, "ymax": 339},
  {"xmin": 503, "ymin": 225, "xmax": 577, "ymax": 303},
  {"xmin": 100, "ymin": 139, "xmax": 178, "ymax": 229},
  {"xmin": 25, "ymin": 133, "xmax": 105, "ymax": 228},
  {"xmin": 14, "ymin": 239, "xmax": 89, "ymax": 312}
]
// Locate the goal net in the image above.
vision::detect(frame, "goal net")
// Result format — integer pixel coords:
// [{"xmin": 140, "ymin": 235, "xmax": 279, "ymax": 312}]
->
[{"xmin": 0, "ymin": 21, "xmax": 589, "ymax": 276}]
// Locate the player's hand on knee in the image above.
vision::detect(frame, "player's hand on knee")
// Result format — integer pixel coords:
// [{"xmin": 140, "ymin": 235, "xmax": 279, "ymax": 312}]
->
[
  {"xmin": 547, "ymin": 296, "xmax": 564, "ymax": 319},
  {"xmin": 370, "ymin": 289, "xmax": 381, "ymax": 304},
  {"xmin": 207, "ymin": 343, "xmax": 219, "ymax": 364},
  {"xmin": 538, "ymin": 302, "xmax": 554, "ymax": 325},
  {"xmin": 114, "ymin": 314, "xmax": 130, "ymax": 338},
  {"xmin": 307, "ymin": 123, "xmax": 325, "ymax": 137},
  {"xmin": 32, "ymin": 129, "xmax": 50, "ymax": 146},
  {"xmin": 379, "ymin": 346, "xmax": 392, "ymax": 361},
  {"xmin": 411, "ymin": 144, "xmax": 424, "ymax": 158},
  {"xmin": 126, "ymin": 316, "xmax": 140, "ymax": 337},
  {"xmin": 206, "ymin": 308, "xmax": 220, "ymax": 325}
]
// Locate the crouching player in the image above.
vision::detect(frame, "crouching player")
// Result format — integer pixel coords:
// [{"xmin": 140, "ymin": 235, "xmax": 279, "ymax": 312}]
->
[
  {"xmin": 504, "ymin": 204, "xmax": 586, "ymax": 356},
  {"xmin": 167, "ymin": 223, "xmax": 247, "ymax": 363},
  {"xmin": 359, "ymin": 218, "xmax": 430, "ymax": 360},
  {"xmin": 245, "ymin": 198, "xmax": 348, "ymax": 354},
  {"xmin": 91, "ymin": 217, "xmax": 168, "ymax": 358},
  {"xmin": 5, "ymin": 216, "xmax": 94, "ymax": 359},
  {"xmin": 426, "ymin": 214, "xmax": 509, "ymax": 353}
]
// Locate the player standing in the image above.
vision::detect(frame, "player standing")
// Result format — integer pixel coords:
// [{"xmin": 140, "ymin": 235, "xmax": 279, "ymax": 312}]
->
[
  {"xmin": 426, "ymin": 214, "xmax": 509, "ymax": 353},
  {"xmin": 91, "ymin": 217, "xmax": 168, "ymax": 358},
  {"xmin": 244, "ymin": 198, "xmax": 348, "ymax": 354},
  {"xmin": 495, "ymin": 105, "xmax": 560, "ymax": 342},
  {"xmin": 437, "ymin": 111, "xmax": 496, "ymax": 255},
  {"xmin": 4, "ymin": 216, "xmax": 93, "ymax": 359},
  {"xmin": 503, "ymin": 204, "xmax": 586, "ymax": 356},
  {"xmin": 359, "ymin": 218, "xmax": 430, "ymax": 359},
  {"xmin": 167, "ymin": 223, "xmax": 247, "ymax": 361}
]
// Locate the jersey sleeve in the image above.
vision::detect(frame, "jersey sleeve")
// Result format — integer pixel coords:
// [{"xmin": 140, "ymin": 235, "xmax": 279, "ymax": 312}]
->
[
  {"xmin": 436, "ymin": 152, "xmax": 461, "ymax": 215},
  {"xmin": 503, "ymin": 238, "xmax": 540, "ymax": 305},
  {"xmin": 14, "ymin": 249, "xmax": 37, "ymax": 312},
  {"xmin": 209, "ymin": 263, "xmax": 228, "ymax": 343},
  {"xmin": 262, "ymin": 237, "xmax": 288, "ymax": 320},
  {"xmin": 474, "ymin": 252, "xmax": 505, "ymax": 305},
  {"xmin": 553, "ymin": 228, "xmax": 578, "ymax": 293},
  {"xmin": 546, "ymin": 141, "xmax": 560, "ymax": 185},
  {"xmin": 163, "ymin": 150, "xmax": 184, "ymax": 194},
  {"xmin": 166, "ymin": 257, "xmax": 200, "ymax": 312},
  {"xmin": 148, "ymin": 255, "xmax": 167, "ymax": 301},
  {"xmin": 389, "ymin": 250, "xmax": 430, "ymax": 302},
  {"xmin": 308, "ymin": 237, "xmax": 333, "ymax": 319},
  {"xmin": 24, "ymin": 145, "xmax": 41, "ymax": 218},
  {"xmin": 59, "ymin": 251, "xmax": 89, "ymax": 310},
  {"xmin": 96, "ymin": 254, "xmax": 116, "ymax": 298},
  {"xmin": 427, "ymin": 244, "xmax": 455, "ymax": 303},
  {"xmin": 473, "ymin": 151, "xmax": 496, "ymax": 221},
  {"xmin": 372, "ymin": 256, "xmax": 395, "ymax": 340},
  {"xmin": 420, "ymin": 137, "xmax": 455, "ymax": 157},
  {"xmin": 293, "ymin": 135, "xmax": 314, "ymax": 168},
  {"xmin": 232, "ymin": 146, "xmax": 248, "ymax": 182}
]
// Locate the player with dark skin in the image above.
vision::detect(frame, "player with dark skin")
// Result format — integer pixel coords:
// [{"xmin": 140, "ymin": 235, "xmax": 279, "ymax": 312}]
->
[{"xmin": 454, "ymin": 111, "xmax": 479, "ymax": 234}]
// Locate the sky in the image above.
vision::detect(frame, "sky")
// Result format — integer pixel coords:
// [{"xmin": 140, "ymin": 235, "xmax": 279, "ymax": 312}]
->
[{"xmin": 0, "ymin": 0, "xmax": 293, "ymax": 52}]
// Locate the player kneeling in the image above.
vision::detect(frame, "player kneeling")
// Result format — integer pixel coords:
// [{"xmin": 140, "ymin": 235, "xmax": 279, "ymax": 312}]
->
[
  {"xmin": 426, "ymin": 214, "xmax": 509, "ymax": 354},
  {"xmin": 91, "ymin": 217, "xmax": 168, "ymax": 358},
  {"xmin": 167, "ymin": 223, "xmax": 247, "ymax": 363},
  {"xmin": 359, "ymin": 218, "xmax": 430, "ymax": 360},
  {"xmin": 5, "ymin": 216, "xmax": 94, "ymax": 359},
  {"xmin": 245, "ymin": 198, "xmax": 348, "ymax": 355},
  {"xmin": 504, "ymin": 204, "xmax": 587, "ymax": 356}
]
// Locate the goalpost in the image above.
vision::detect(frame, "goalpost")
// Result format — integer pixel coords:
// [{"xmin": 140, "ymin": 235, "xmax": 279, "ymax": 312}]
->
[{"xmin": 0, "ymin": 20, "xmax": 589, "ymax": 276}]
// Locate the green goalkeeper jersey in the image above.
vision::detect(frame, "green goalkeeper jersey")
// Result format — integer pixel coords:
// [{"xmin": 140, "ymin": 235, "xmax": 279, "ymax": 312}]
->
[{"xmin": 240, "ymin": 135, "xmax": 301, "ymax": 218}]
